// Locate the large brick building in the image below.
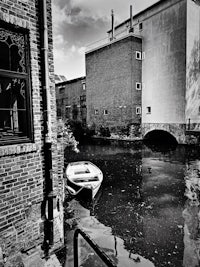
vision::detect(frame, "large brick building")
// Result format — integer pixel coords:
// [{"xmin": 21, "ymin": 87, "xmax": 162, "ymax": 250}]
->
[
  {"xmin": 86, "ymin": 34, "xmax": 142, "ymax": 134},
  {"xmin": 56, "ymin": 76, "xmax": 87, "ymax": 125},
  {"xmin": 0, "ymin": 0, "xmax": 64, "ymax": 266},
  {"xmin": 86, "ymin": 0, "xmax": 200, "ymax": 143}
]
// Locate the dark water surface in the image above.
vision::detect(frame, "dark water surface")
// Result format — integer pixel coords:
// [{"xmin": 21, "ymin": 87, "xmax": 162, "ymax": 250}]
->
[{"xmin": 64, "ymin": 144, "xmax": 200, "ymax": 267}]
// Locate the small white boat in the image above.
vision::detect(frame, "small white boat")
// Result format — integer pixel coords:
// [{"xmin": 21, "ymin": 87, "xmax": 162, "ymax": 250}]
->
[{"xmin": 66, "ymin": 161, "xmax": 103, "ymax": 199}]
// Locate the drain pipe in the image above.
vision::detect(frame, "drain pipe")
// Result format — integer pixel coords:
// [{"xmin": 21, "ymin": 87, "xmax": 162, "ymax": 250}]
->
[{"xmin": 39, "ymin": 0, "xmax": 54, "ymax": 247}]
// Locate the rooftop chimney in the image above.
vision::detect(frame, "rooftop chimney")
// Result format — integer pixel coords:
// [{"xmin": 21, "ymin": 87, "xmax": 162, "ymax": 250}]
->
[{"xmin": 129, "ymin": 5, "xmax": 134, "ymax": 33}]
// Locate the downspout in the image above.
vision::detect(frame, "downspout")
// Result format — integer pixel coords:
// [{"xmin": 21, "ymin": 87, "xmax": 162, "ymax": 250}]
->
[{"xmin": 39, "ymin": 0, "xmax": 54, "ymax": 247}]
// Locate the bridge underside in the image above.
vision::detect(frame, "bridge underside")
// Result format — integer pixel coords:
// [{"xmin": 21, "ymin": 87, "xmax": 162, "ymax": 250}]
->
[
  {"xmin": 144, "ymin": 129, "xmax": 178, "ymax": 146},
  {"xmin": 142, "ymin": 123, "xmax": 186, "ymax": 144}
]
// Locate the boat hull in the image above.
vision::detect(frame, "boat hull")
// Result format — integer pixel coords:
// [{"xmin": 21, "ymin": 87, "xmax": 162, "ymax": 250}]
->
[{"xmin": 66, "ymin": 161, "xmax": 103, "ymax": 199}]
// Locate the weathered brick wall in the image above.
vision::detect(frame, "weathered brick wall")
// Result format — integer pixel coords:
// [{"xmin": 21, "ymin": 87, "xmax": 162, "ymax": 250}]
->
[
  {"xmin": 56, "ymin": 77, "xmax": 86, "ymax": 123},
  {"xmin": 0, "ymin": 0, "xmax": 64, "ymax": 264},
  {"xmin": 86, "ymin": 35, "xmax": 142, "ymax": 133}
]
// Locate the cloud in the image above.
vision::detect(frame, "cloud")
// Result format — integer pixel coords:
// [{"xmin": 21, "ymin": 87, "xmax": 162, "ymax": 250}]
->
[{"xmin": 52, "ymin": 0, "xmax": 158, "ymax": 79}]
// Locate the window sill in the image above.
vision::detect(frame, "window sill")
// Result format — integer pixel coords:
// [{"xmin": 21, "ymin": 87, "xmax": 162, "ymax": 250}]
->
[{"xmin": 0, "ymin": 142, "xmax": 38, "ymax": 157}]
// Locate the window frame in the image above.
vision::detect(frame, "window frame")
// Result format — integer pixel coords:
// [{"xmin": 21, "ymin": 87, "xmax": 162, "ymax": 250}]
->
[
  {"xmin": 94, "ymin": 109, "xmax": 99, "ymax": 115},
  {"xmin": 135, "ymin": 51, "xmax": 142, "ymax": 60},
  {"xmin": 82, "ymin": 82, "xmax": 86, "ymax": 90},
  {"xmin": 147, "ymin": 106, "xmax": 151, "ymax": 114},
  {"xmin": 136, "ymin": 106, "xmax": 141, "ymax": 115},
  {"xmin": 59, "ymin": 87, "xmax": 65, "ymax": 94},
  {"xmin": 139, "ymin": 22, "xmax": 143, "ymax": 31},
  {"xmin": 103, "ymin": 109, "xmax": 108, "ymax": 115},
  {"xmin": 136, "ymin": 82, "xmax": 142, "ymax": 90},
  {"xmin": 0, "ymin": 20, "xmax": 33, "ymax": 146}
]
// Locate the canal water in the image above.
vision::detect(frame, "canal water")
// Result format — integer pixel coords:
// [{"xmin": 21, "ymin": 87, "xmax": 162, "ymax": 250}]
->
[{"xmin": 64, "ymin": 143, "xmax": 200, "ymax": 267}]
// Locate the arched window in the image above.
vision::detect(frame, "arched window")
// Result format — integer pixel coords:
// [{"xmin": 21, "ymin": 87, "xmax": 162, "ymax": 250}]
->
[{"xmin": 0, "ymin": 21, "xmax": 32, "ymax": 145}]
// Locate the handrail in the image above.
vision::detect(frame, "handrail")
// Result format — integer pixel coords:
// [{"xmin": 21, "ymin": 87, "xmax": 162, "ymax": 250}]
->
[{"xmin": 74, "ymin": 228, "xmax": 117, "ymax": 267}]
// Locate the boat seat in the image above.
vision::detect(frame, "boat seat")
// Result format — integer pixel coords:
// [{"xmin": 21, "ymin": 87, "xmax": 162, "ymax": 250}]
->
[{"xmin": 71, "ymin": 176, "xmax": 99, "ymax": 183}]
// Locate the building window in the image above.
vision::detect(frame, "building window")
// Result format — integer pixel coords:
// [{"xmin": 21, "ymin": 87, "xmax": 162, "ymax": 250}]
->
[
  {"xmin": 136, "ymin": 82, "xmax": 142, "ymax": 90},
  {"xmin": 59, "ymin": 87, "xmax": 65, "ymax": 94},
  {"xmin": 136, "ymin": 106, "xmax": 141, "ymax": 114},
  {"xmin": 94, "ymin": 109, "xmax": 99, "ymax": 115},
  {"xmin": 147, "ymin": 106, "xmax": 151, "ymax": 114},
  {"xmin": 82, "ymin": 82, "xmax": 86, "ymax": 90},
  {"xmin": 104, "ymin": 109, "xmax": 108, "ymax": 115},
  {"xmin": 80, "ymin": 95, "xmax": 86, "ymax": 103},
  {"xmin": 135, "ymin": 51, "xmax": 142, "ymax": 60},
  {"xmin": 139, "ymin": 22, "xmax": 143, "ymax": 31},
  {"xmin": 0, "ymin": 21, "xmax": 32, "ymax": 145}
]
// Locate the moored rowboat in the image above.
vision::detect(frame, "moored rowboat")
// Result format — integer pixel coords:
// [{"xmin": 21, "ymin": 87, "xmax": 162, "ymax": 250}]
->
[{"xmin": 66, "ymin": 161, "xmax": 103, "ymax": 199}]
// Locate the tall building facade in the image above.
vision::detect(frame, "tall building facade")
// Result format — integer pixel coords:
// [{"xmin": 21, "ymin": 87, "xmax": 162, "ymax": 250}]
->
[
  {"xmin": 87, "ymin": 0, "xmax": 200, "ymax": 143},
  {"xmin": 86, "ymin": 35, "xmax": 142, "ymax": 134},
  {"xmin": 0, "ymin": 1, "xmax": 64, "ymax": 265}
]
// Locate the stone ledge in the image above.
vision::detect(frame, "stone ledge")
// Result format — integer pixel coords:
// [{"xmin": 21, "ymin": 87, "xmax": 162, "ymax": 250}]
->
[{"xmin": 0, "ymin": 143, "xmax": 39, "ymax": 157}]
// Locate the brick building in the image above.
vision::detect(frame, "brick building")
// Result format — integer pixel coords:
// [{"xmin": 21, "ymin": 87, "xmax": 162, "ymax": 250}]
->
[
  {"xmin": 54, "ymin": 74, "xmax": 67, "ymax": 84},
  {"xmin": 56, "ymin": 76, "xmax": 87, "ymax": 125},
  {"xmin": 86, "ymin": 0, "xmax": 200, "ymax": 143},
  {"xmin": 106, "ymin": 0, "xmax": 200, "ymax": 143},
  {"xmin": 86, "ymin": 34, "xmax": 142, "ymax": 135},
  {"xmin": 0, "ymin": 0, "xmax": 64, "ymax": 266}
]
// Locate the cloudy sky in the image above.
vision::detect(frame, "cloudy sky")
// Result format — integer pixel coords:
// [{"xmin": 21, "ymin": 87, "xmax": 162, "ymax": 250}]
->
[{"xmin": 52, "ymin": 0, "xmax": 158, "ymax": 80}]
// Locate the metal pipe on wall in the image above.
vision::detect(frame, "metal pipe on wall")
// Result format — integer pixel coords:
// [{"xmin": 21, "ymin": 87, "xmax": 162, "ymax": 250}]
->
[{"xmin": 39, "ymin": 0, "xmax": 54, "ymax": 248}]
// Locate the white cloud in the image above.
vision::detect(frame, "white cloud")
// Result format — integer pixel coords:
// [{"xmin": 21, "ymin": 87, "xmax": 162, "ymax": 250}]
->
[
  {"xmin": 78, "ymin": 46, "xmax": 86, "ymax": 55},
  {"xmin": 54, "ymin": 34, "xmax": 66, "ymax": 47},
  {"xmin": 52, "ymin": 0, "xmax": 159, "ymax": 79}
]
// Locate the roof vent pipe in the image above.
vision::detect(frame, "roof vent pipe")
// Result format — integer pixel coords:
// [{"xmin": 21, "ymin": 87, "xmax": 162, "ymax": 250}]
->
[
  {"xmin": 129, "ymin": 5, "xmax": 134, "ymax": 33},
  {"xmin": 110, "ymin": 9, "xmax": 115, "ymax": 41}
]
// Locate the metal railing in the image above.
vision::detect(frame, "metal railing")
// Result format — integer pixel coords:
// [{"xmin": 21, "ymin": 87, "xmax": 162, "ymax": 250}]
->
[{"xmin": 74, "ymin": 228, "xmax": 117, "ymax": 267}]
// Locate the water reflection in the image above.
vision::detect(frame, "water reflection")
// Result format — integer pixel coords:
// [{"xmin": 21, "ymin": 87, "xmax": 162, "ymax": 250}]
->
[{"xmin": 65, "ymin": 144, "xmax": 200, "ymax": 267}]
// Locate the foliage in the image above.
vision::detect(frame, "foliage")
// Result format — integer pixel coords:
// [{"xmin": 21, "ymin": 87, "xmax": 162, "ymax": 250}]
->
[
  {"xmin": 67, "ymin": 119, "xmax": 85, "ymax": 141},
  {"xmin": 57, "ymin": 119, "xmax": 79, "ymax": 153},
  {"xmin": 99, "ymin": 125, "xmax": 111, "ymax": 137}
]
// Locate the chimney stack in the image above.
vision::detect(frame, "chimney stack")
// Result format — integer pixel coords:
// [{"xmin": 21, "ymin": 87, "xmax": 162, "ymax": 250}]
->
[
  {"xmin": 111, "ymin": 9, "xmax": 115, "ymax": 41},
  {"xmin": 129, "ymin": 5, "xmax": 134, "ymax": 33}
]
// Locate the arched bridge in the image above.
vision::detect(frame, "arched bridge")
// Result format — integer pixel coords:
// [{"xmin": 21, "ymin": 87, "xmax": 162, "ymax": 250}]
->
[
  {"xmin": 142, "ymin": 123, "xmax": 186, "ymax": 144},
  {"xmin": 143, "ymin": 130, "xmax": 178, "ymax": 145}
]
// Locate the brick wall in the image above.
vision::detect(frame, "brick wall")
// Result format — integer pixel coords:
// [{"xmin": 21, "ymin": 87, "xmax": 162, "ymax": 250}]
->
[
  {"xmin": 56, "ymin": 76, "xmax": 86, "ymax": 124},
  {"xmin": 0, "ymin": 0, "xmax": 64, "ymax": 265},
  {"xmin": 86, "ymin": 34, "xmax": 142, "ymax": 134}
]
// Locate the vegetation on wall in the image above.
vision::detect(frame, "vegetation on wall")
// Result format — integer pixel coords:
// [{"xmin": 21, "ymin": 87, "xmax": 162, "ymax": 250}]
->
[{"xmin": 57, "ymin": 119, "xmax": 79, "ymax": 153}]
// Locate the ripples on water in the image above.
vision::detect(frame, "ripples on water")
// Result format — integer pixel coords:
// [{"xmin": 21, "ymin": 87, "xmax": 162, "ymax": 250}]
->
[{"xmin": 64, "ymin": 144, "xmax": 200, "ymax": 267}]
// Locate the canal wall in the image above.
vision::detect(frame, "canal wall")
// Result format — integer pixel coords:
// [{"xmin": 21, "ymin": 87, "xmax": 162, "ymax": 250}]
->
[{"xmin": 91, "ymin": 136, "xmax": 143, "ymax": 148}]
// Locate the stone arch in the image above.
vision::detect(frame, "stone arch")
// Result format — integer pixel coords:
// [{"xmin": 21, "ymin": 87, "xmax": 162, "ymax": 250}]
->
[
  {"xmin": 142, "ymin": 123, "xmax": 186, "ymax": 144},
  {"xmin": 143, "ymin": 129, "xmax": 178, "ymax": 144}
]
